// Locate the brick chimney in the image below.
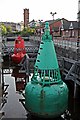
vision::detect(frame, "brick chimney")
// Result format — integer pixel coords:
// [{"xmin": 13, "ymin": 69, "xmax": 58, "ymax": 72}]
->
[{"xmin": 24, "ymin": 8, "xmax": 29, "ymax": 27}]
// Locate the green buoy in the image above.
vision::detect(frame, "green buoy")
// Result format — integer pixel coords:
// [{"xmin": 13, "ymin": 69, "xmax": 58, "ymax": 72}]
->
[{"xmin": 25, "ymin": 22, "xmax": 68, "ymax": 118}]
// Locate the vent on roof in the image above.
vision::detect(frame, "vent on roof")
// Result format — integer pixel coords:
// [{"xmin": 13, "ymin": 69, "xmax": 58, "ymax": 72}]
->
[{"xmin": 69, "ymin": 22, "xmax": 73, "ymax": 29}]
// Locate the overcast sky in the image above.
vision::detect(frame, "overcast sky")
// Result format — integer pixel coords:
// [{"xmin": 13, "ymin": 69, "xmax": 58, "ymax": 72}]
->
[{"xmin": 0, "ymin": 0, "xmax": 78, "ymax": 23}]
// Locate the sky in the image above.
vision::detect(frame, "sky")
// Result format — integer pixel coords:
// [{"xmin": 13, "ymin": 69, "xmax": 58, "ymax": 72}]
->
[{"xmin": 0, "ymin": 0, "xmax": 79, "ymax": 23}]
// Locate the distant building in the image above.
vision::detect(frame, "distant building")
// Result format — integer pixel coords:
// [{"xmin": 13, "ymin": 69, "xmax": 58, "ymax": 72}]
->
[
  {"xmin": 35, "ymin": 18, "xmax": 79, "ymax": 38},
  {"xmin": 28, "ymin": 19, "xmax": 35, "ymax": 28},
  {"xmin": 16, "ymin": 23, "xmax": 21, "ymax": 31},
  {"xmin": 19, "ymin": 21, "xmax": 24, "ymax": 31},
  {"xmin": 61, "ymin": 20, "xmax": 78, "ymax": 38},
  {"xmin": 0, "ymin": 22, "xmax": 21, "ymax": 32},
  {"xmin": 28, "ymin": 20, "xmax": 40, "ymax": 28},
  {"xmin": 23, "ymin": 8, "xmax": 29, "ymax": 27}
]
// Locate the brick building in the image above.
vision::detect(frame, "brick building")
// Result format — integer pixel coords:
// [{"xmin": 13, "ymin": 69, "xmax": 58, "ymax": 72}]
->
[{"xmin": 35, "ymin": 18, "xmax": 79, "ymax": 38}]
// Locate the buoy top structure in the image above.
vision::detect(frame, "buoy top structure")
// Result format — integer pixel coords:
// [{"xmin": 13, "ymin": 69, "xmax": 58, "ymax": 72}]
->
[
  {"xmin": 25, "ymin": 22, "xmax": 68, "ymax": 118},
  {"xmin": 33, "ymin": 22, "xmax": 61, "ymax": 85}
]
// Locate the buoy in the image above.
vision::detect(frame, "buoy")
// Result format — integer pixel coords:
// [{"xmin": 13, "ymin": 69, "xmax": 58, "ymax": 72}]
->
[
  {"xmin": 11, "ymin": 36, "xmax": 26, "ymax": 64},
  {"xmin": 25, "ymin": 22, "xmax": 68, "ymax": 118}
]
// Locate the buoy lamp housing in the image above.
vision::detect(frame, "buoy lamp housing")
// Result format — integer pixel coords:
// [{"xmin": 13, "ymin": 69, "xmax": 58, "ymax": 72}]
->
[{"xmin": 25, "ymin": 22, "xmax": 68, "ymax": 118}]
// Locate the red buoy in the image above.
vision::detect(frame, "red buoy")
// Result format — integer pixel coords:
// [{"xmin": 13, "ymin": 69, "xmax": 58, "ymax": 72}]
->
[{"xmin": 11, "ymin": 36, "xmax": 26, "ymax": 64}]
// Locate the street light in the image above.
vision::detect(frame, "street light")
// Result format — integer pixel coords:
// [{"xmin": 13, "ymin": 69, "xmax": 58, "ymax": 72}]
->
[
  {"xmin": 38, "ymin": 20, "xmax": 43, "ymax": 27},
  {"xmin": 50, "ymin": 12, "xmax": 57, "ymax": 20},
  {"xmin": 38, "ymin": 20, "xmax": 43, "ymax": 38}
]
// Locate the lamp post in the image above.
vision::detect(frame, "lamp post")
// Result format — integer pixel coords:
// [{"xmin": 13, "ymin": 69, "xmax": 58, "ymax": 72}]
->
[
  {"xmin": 50, "ymin": 12, "xmax": 57, "ymax": 38},
  {"xmin": 38, "ymin": 20, "xmax": 43, "ymax": 39},
  {"xmin": 50, "ymin": 12, "xmax": 57, "ymax": 20}
]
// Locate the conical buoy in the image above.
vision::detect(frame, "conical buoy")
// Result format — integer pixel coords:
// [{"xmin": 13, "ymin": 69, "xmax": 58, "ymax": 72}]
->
[{"xmin": 25, "ymin": 22, "xmax": 68, "ymax": 118}]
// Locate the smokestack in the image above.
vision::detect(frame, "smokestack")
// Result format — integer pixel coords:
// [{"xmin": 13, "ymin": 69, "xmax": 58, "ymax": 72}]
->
[{"xmin": 23, "ymin": 8, "xmax": 29, "ymax": 27}]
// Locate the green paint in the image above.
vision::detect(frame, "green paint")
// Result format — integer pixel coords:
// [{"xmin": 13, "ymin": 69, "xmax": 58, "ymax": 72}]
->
[{"xmin": 25, "ymin": 22, "xmax": 68, "ymax": 118}]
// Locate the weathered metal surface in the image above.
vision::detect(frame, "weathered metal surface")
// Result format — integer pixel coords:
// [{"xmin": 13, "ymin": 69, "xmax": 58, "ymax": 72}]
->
[
  {"xmin": 25, "ymin": 82, "xmax": 68, "ymax": 118},
  {"xmin": 2, "ymin": 45, "xmax": 39, "ymax": 56},
  {"xmin": 25, "ymin": 22, "xmax": 68, "ymax": 118}
]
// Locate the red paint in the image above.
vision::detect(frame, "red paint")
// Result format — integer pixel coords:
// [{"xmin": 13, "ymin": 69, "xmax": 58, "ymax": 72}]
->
[{"xmin": 11, "ymin": 36, "xmax": 26, "ymax": 64}]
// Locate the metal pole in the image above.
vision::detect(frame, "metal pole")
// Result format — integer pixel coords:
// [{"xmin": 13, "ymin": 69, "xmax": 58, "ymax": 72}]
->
[
  {"xmin": 77, "ymin": 0, "xmax": 80, "ymax": 60},
  {"xmin": 39, "ymin": 20, "xmax": 43, "ymax": 40},
  {"xmin": 74, "ymin": 77, "xmax": 77, "ymax": 98},
  {"xmin": 77, "ymin": 20, "xmax": 80, "ymax": 60}
]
